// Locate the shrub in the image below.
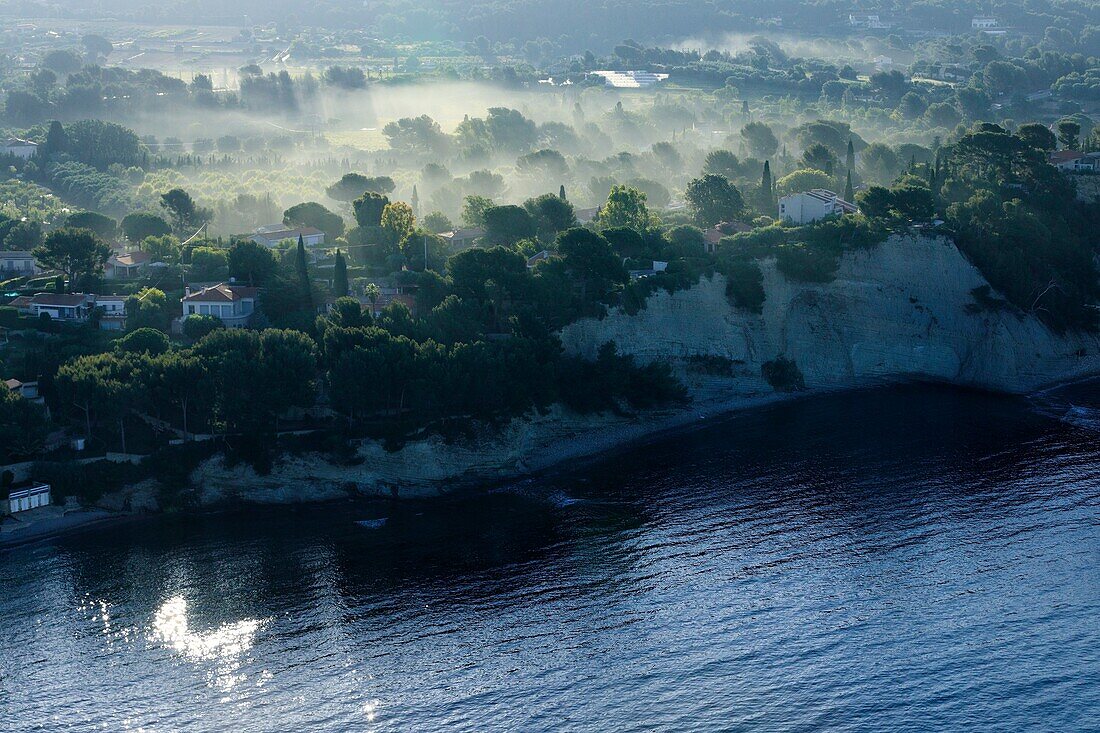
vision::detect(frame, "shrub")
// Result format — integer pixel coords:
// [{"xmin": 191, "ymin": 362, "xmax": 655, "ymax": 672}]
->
[
  {"xmin": 762, "ymin": 356, "xmax": 805, "ymax": 392},
  {"xmin": 720, "ymin": 258, "xmax": 765, "ymax": 312},
  {"xmin": 775, "ymin": 243, "xmax": 840, "ymax": 283}
]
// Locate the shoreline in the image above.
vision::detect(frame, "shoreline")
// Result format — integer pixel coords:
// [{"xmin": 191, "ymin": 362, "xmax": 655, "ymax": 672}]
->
[
  {"xmin": 3, "ymin": 375, "xmax": 1088, "ymax": 552},
  {"xmin": 0, "ymin": 506, "xmax": 140, "ymax": 549}
]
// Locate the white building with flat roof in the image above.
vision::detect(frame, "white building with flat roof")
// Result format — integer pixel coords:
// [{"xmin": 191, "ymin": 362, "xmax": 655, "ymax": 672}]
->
[{"xmin": 778, "ymin": 190, "xmax": 858, "ymax": 224}]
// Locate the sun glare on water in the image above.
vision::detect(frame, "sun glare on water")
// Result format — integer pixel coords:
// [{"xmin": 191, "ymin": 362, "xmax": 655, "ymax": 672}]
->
[{"xmin": 150, "ymin": 596, "xmax": 264, "ymax": 690}]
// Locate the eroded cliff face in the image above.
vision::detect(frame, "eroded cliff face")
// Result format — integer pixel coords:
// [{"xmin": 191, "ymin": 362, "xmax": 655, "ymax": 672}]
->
[
  {"xmin": 561, "ymin": 234, "xmax": 1100, "ymax": 395},
  {"xmin": 191, "ymin": 234, "xmax": 1100, "ymax": 504}
]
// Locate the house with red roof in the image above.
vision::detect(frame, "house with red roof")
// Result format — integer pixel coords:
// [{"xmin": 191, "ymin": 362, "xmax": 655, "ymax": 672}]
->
[{"xmin": 181, "ymin": 283, "xmax": 258, "ymax": 328}]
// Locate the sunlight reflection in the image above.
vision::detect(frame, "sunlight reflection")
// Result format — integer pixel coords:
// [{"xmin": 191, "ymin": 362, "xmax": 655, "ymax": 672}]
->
[{"xmin": 150, "ymin": 596, "xmax": 264, "ymax": 690}]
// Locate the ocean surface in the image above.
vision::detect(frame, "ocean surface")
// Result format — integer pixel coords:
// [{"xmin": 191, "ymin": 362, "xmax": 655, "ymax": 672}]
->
[{"xmin": 2, "ymin": 383, "xmax": 1099, "ymax": 732}]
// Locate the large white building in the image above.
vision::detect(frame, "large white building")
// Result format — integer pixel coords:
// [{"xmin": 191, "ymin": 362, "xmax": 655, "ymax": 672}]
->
[
  {"xmin": 778, "ymin": 190, "xmax": 858, "ymax": 225},
  {"xmin": 2, "ymin": 138, "xmax": 38, "ymax": 159},
  {"xmin": 181, "ymin": 283, "xmax": 258, "ymax": 327},
  {"xmin": 590, "ymin": 71, "xmax": 669, "ymax": 88},
  {"xmin": 972, "ymin": 16, "xmax": 999, "ymax": 29}
]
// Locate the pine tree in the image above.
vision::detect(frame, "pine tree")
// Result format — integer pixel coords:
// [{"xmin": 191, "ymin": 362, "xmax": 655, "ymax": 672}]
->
[
  {"xmin": 560, "ymin": 184, "xmax": 567, "ymax": 200},
  {"xmin": 295, "ymin": 235, "xmax": 313, "ymax": 310},
  {"xmin": 333, "ymin": 248, "xmax": 348, "ymax": 297},
  {"xmin": 844, "ymin": 170, "xmax": 854, "ymax": 202}
]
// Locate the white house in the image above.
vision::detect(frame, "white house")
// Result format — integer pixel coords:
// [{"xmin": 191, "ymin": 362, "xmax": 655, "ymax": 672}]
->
[
  {"xmin": 2, "ymin": 138, "xmax": 38, "ymax": 159},
  {"xmin": 181, "ymin": 283, "xmax": 258, "ymax": 327},
  {"xmin": 6, "ymin": 482, "xmax": 51, "ymax": 514},
  {"xmin": 849, "ymin": 13, "xmax": 890, "ymax": 29},
  {"xmin": 250, "ymin": 225, "xmax": 325, "ymax": 248},
  {"xmin": 94, "ymin": 295, "xmax": 127, "ymax": 330},
  {"xmin": 778, "ymin": 190, "xmax": 858, "ymax": 225},
  {"xmin": 29, "ymin": 293, "xmax": 94, "ymax": 322},
  {"xmin": 0, "ymin": 251, "xmax": 39, "ymax": 276},
  {"xmin": 105, "ymin": 251, "xmax": 152, "ymax": 279},
  {"xmin": 972, "ymin": 16, "xmax": 999, "ymax": 29}
]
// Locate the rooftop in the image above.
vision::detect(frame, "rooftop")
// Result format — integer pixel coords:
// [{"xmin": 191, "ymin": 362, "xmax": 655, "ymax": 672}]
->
[
  {"xmin": 182, "ymin": 283, "xmax": 259, "ymax": 302},
  {"xmin": 29, "ymin": 293, "xmax": 92, "ymax": 307},
  {"xmin": 109, "ymin": 251, "xmax": 152, "ymax": 267},
  {"xmin": 253, "ymin": 225, "xmax": 324, "ymax": 240}
]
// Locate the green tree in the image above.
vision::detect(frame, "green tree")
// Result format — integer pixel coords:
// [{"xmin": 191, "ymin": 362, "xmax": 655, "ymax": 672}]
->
[
  {"xmin": 352, "ymin": 192, "xmax": 390, "ymax": 228},
  {"xmin": 801, "ymin": 144, "xmax": 837, "ymax": 175},
  {"xmin": 740, "ymin": 122, "xmax": 779, "ymax": 158},
  {"xmin": 116, "ymin": 327, "xmax": 170, "ymax": 355},
  {"xmin": 557, "ymin": 228, "xmax": 625, "ymax": 303},
  {"xmin": 333, "ymin": 249, "xmax": 349, "ymax": 297},
  {"xmin": 121, "ymin": 212, "xmax": 172, "ymax": 243},
  {"xmin": 43, "ymin": 120, "xmax": 69, "ymax": 157},
  {"xmin": 855, "ymin": 186, "xmax": 894, "ymax": 219},
  {"xmin": 380, "ymin": 201, "xmax": 416, "ymax": 248},
  {"xmin": 160, "ymin": 188, "xmax": 211, "ymax": 233},
  {"xmin": 181, "ymin": 313, "xmax": 224, "ymax": 341},
  {"xmin": 65, "ymin": 211, "xmax": 117, "ymax": 240},
  {"xmin": 141, "ymin": 234, "xmax": 182, "ymax": 264},
  {"xmin": 461, "ymin": 195, "xmax": 495, "ymax": 228},
  {"xmin": 1056, "ymin": 119, "xmax": 1081, "ymax": 150},
  {"xmin": 1017, "ymin": 123, "xmax": 1057, "ymax": 152},
  {"xmin": 125, "ymin": 287, "xmax": 171, "ymax": 332},
  {"xmin": 595, "ymin": 185, "xmax": 651, "ymax": 231},
  {"xmin": 149, "ymin": 352, "xmax": 207, "ymax": 439},
  {"xmin": 703, "ymin": 150, "xmax": 740, "ymax": 180},
  {"xmin": 189, "ymin": 247, "xmax": 229, "ymax": 281},
  {"xmin": 295, "ymin": 236, "xmax": 313, "ymax": 311},
  {"xmin": 483, "ymin": 205, "xmax": 536, "ymax": 246},
  {"xmin": 326, "ymin": 173, "xmax": 396, "ymax": 202},
  {"xmin": 523, "ymin": 194, "xmax": 577, "ymax": 242},
  {"xmin": 774, "ymin": 169, "xmax": 832, "ymax": 197},
  {"xmin": 283, "ymin": 202, "xmax": 345, "ymax": 240},
  {"xmin": 422, "ymin": 211, "xmax": 454, "ymax": 233},
  {"xmin": 685, "ymin": 174, "xmax": 745, "ymax": 227},
  {"xmin": 33, "ymin": 227, "xmax": 111, "ymax": 291},
  {"xmin": 227, "ymin": 240, "xmax": 277, "ymax": 285}
]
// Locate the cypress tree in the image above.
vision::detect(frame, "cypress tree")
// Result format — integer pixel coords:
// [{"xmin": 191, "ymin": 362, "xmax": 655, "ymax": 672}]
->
[
  {"xmin": 333, "ymin": 248, "xmax": 348, "ymax": 297},
  {"xmin": 44, "ymin": 120, "xmax": 69, "ymax": 157},
  {"xmin": 295, "ymin": 235, "xmax": 313, "ymax": 310},
  {"xmin": 560, "ymin": 184, "xmax": 567, "ymax": 200},
  {"xmin": 761, "ymin": 160, "xmax": 773, "ymax": 208},
  {"xmin": 844, "ymin": 170, "xmax": 854, "ymax": 202},
  {"xmin": 411, "ymin": 185, "xmax": 420, "ymax": 217},
  {"xmin": 845, "ymin": 139, "xmax": 856, "ymax": 172}
]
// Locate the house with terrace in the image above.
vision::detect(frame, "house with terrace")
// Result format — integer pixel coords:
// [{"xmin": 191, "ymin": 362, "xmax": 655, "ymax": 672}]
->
[
  {"xmin": 106, "ymin": 251, "xmax": 152, "ymax": 279},
  {"xmin": 28, "ymin": 293, "xmax": 94, "ymax": 322},
  {"xmin": 181, "ymin": 283, "xmax": 258, "ymax": 328}
]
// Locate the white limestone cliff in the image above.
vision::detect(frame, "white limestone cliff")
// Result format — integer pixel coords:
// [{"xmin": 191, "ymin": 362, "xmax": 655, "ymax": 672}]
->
[{"xmin": 192, "ymin": 234, "xmax": 1100, "ymax": 504}]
